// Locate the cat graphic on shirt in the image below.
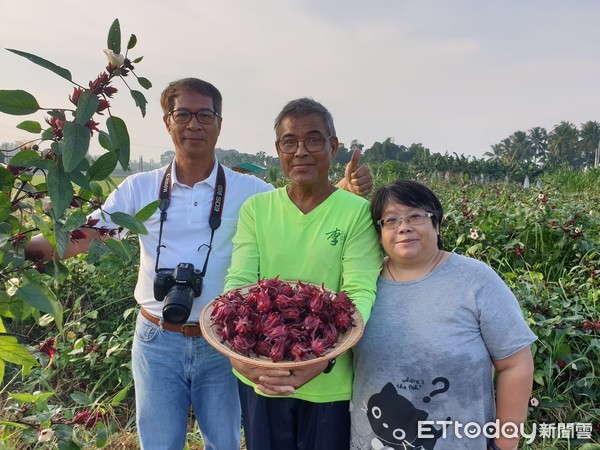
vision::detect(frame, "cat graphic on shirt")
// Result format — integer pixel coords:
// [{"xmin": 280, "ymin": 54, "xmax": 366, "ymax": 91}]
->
[{"xmin": 362, "ymin": 382, "xmax": 447, "ymax": 450}]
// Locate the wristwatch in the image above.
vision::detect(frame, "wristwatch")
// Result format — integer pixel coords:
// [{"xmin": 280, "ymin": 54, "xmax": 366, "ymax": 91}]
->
[{"xmin": 323, "ymin": 358, "xmax": 336, "ymax": 374}]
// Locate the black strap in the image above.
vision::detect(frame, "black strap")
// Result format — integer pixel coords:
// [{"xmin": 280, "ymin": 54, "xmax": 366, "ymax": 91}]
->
[{"xmin": 154, "ymin": 161, "xmax": 226, "ymax": 275}]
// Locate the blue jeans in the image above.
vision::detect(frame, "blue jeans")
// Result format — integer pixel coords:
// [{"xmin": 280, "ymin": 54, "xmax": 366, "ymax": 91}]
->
[{"xmin": 132, "ymin": 313, "xmax": 241, "ymax": 450}]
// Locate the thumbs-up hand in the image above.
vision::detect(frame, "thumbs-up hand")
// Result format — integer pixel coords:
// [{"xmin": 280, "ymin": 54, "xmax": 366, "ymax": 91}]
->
[{"xmin": 340, "ymin": 148, "xmax": 373, "ymax": 196}]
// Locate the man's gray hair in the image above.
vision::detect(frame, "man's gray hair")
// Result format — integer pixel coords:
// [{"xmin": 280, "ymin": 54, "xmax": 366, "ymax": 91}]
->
[{"xmin": 274, "ymin": 97, "xmax": 336, "ymax": 138}]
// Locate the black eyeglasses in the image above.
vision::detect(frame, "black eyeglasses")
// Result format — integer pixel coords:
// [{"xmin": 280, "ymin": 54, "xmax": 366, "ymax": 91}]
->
[
  {"xmin": 276, "ymin": 136, "xmax": 333, "ymax": 154},
  {"xmin": 169, "ymin": 109, "xmax": 220, "ymax": 125},
  {"xmin": 377, "ymin": 213, "xmax": 434, "ymax": 229}
]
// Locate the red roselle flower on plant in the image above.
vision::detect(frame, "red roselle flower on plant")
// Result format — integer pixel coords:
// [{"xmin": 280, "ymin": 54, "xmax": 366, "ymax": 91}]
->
[
  {"xmin": 97, "ymin": 99, "xmax": 110, "ymax": 114},
  {"xmin": 556, "ymin": 360, "xmax": 567, "ymax": 369},
  {"xmin": 582, "ymin": 320, "xmax": 600, "ymax": 331},
  {"xmin": 84, "ymin": 119, "xmax": 100, "ymax": 136},
  {"xmin": 73, "ymin": 410, "xmax": 106, "ymax": 428},
  {"xmin": 69, "ymin": 229, "xmax": 88, "ymax": 243},
  {"xmin": 69, "ymin": 87, "xmax": 84, "ymax": 106},
  {"xmin": 89, "ymin": 72, "xmax": 112, "ymax": 95},
  {"xmin": 38, "ymin": 339, "xmax": 56, "ymax": 360},
  {"xmin": 45, "ymin": 116, "xmax": 65, "ymax": 140}
]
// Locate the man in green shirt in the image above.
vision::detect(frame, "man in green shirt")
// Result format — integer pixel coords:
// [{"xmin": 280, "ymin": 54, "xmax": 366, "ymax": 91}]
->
[{"xmin": 224, "ymin": 98, "xmax": 382, "ymax": 450}]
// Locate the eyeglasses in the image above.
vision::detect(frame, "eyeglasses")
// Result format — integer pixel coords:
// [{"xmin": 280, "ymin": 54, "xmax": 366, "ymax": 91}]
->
[
  {"xmin": 169, "ymin": 109, "xmax": 220, "ymax": 124},
  {"xmin": 376, "ymin": 213, "xmax": 434, "ymax": 229},
  {"xmin": 276, "ymin": 136, "xmax": 333, "ymax": 154}
]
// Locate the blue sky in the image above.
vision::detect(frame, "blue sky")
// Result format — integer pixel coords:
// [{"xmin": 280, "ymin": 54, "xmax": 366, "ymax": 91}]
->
[{"xmin": 1, "ymin": 0, "xmax": 599, "ymax": 162}]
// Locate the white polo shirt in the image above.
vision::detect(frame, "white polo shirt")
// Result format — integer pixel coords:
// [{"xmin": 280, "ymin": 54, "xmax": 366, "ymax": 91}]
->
[{"xmin": 91, "ymin": 159, "xmax": 273, "ymax": 321}]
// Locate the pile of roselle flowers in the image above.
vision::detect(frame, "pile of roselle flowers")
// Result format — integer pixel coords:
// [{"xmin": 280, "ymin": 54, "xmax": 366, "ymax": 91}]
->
[{"xmin": 210, "ymin": 278, "xmax": 356, "ymax": 362}]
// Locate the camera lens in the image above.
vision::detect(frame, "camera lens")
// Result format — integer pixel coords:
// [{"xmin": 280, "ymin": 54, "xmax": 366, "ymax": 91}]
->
[{"xmin": 162, "ymin": 284, "xmax": 194, "ymax": 324}]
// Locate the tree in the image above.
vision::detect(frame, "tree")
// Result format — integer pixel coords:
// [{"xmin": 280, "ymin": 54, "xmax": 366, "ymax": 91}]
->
[
  {"xmin": 579, "ymin": 120, "xmax": 600, "ymax": 168},
  {"xmin": 547, "ymin": 121, "xmax": 580, "ymax": 168},
  {"xmin": 508, "ymin": 131, "xmax": 534, "ymax": 164},
  {"xmin": 334, "ymin": 142, "xmax": 352, "ymax": 166},
  {"xmin": 527, "ymin": 126, "xmax": 548, "ymax": 165},
  {"xmin": 160, "ymin": 150, "xmax": 175, "ymax": 165}
]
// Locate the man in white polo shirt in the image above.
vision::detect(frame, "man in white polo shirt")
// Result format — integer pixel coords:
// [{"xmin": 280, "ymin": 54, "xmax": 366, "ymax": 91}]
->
[{"xmin": 26, "ymin": 78, "xmax": 372, "ymax": 449}]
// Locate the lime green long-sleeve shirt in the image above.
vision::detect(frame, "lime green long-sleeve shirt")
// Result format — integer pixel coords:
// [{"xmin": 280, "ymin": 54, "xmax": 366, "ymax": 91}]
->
[{"xmin": 224, "ymin": 187, "xmax": 382, "ymax": 403}]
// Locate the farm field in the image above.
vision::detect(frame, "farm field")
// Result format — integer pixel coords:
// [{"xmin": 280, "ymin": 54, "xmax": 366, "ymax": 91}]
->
[{"xmin": 1, "ymin": 170, "xmax": 599, "ymax": 449}]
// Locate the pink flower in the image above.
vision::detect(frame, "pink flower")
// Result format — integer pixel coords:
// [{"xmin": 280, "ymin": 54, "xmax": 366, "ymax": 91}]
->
[{"xmin": 529, "ymin": 397, "xmax": 539, "ymax": 407}]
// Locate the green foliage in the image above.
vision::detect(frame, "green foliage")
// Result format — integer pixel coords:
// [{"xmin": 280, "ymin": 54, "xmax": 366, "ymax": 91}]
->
[
  {"xmin": 1, "ymin": 171, "xmax": 598, "ymax": 448},
  {"xmin": 0, "ymin": 19, "xmax": 154, "ymax": 446}
]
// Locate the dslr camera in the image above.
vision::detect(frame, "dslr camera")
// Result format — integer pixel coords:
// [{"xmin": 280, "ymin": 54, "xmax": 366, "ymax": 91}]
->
[{"xmin": 153, "ymin": 263, "xmax": 203, "ymax": 324}]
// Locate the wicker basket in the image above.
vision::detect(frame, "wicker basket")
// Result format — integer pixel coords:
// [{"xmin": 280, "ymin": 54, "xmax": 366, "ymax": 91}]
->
[{"xmin": 199, "ymin": 281, "xmax": 364, "ymax": 369}]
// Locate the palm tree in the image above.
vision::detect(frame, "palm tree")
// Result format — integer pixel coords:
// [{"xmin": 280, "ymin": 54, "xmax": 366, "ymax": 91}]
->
[
  {"xmin": 508, "ymin": 131, "xmax": 533, "ymax": 164},
  {"xmin": 483, "ymin": 143, "xmax": 505, "ymax": 161},
  {"xmin": 527, "ymin": 126, "xmax": 548, "ymax": 165},
  {"xmin": 547, "ymin": 121, "xmax": 580, "ymax": 168},
  {"xmin": 579, "ymin": 120, "xmax": 600, "ymax": 168}
]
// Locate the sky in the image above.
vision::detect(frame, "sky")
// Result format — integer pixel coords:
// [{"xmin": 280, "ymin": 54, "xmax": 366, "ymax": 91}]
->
[{"xmin": 1, "ymin": 0, "xmax": 599, "ymax": 163}]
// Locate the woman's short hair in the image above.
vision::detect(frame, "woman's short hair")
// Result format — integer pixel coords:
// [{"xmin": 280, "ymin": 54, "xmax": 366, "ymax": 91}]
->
[
  {"xmin": 371, "ymin": 180, "xmax": 444, "ymax": 248},
  {"xmin": 160, "ymin": 78, "xmax": 222, "ymax": 116}
]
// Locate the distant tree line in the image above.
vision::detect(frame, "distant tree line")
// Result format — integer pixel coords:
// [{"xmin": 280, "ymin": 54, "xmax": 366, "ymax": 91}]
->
[{"xmin": 6, "ymin": 120, "xmax": 597, "ymax": 183}]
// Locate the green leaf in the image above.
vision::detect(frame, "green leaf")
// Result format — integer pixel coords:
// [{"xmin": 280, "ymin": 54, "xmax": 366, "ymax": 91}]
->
[
  {"xmin": 87, "ymin": 152, "xmax": 118, "ymax": 181},
  {"xmin": 0, "ymin": 166, "xmax": 15, "ymax": 191},
  {"xmin": 9, "ymin": 149, "xmax": 53, "ymax": 170},
  {"xmin": 54, "ymin": 225, "xmax": 70, "ymax": 259},
  {"xmin": 32, "ymin": 214, "xmax": 52, "ymax": 236},
  {"xmin": 63, "ymin": 210, "xmax": 87, "ymax": 232},
  {"xmin": 135, "ymin": 200, "xmax": 159, "ymax": 222},
  {"xmin": 109, "ymin": 211, "xmax": 148, "ymax": 235},
  {"xmin": 16, "ymin": 120, "xmax": 42, "ymax": 133},
  {"xmin": 137, "ymin": 77, "xmax": 152, "ymax": 90},
  {"xmin": 107, "ymin": 19, "xmax": 121, "ymax": 55},
  {"xmin": 61, "ymin": 122, "xmax": 91, "ymax": 172},
  {"xmin": 104, "ymin": 238, "xmax": 132, "ymax": 261},
  {"xmin": 6, "ymin": 49, "xmax": 72, "ymax": 82},
  {"xmin": 71, "ymin": 391, "xmax": 92, "ymax": 405},
  {"xmin": 47, "ymin": 109, "xmax": 66, "ymax": 120},
  {"xmin": 111, "ymin": 386, "xmax": 130, "ymax": 405},
  {"xmin": 0, "ymin": 420, "xmax": 28, "ymax": 429},
  {"xmin": 48, "ymin": 164, "xmax": 74, "ymax": 218},
  {"xmin": 74, "ymin": 90, "xmax": 100, "ymax": 125},
  {"xmin": 0, "ymin": 89, "xmax": 40, "ymax": 115},
  {"xmin": 15, "ymin": 282, "xmax": 62, "ymax": 321},
  {"xmin": 130, "ymin": 89, "xmax": 148, "ymax": 117},
  {"xmin": 0, "ymin": 335, "xmax": 38, "ymax": 367},
  {"xmin": 132, "ymin": 56, "xmax": 144, "ymax": 64},
  {"xmin": 67, "ymin": 169, "xmax": 91, "ymax": 191},
  {"xmin": 0, "ymin": 194, "xmax": 10, "ymax": 222},
  {"xmin": 89, "ymin": 181, "xmax": 104, "ymax": 197},
  {"xmin": 87, "ymin": 237, "xmax": 110, "ymax": 264},
  {"xmin": 127, "ymin": 34, "xmax": 137, "ymax": 50},
  {"xmin": 106, "ymin": 116, "xmax": 130, "ymax": 170},
  {"xmin": 98, "ymin": 130, "xmax": 114, "ymax": 151}
]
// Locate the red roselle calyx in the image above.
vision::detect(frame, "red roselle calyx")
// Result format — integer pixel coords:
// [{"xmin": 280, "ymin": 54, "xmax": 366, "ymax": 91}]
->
[{"xmin": 210, "ymin": 278, "xmax": 356, "ymax": 362}]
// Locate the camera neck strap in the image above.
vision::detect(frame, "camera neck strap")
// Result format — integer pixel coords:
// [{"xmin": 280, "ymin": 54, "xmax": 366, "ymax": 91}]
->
[{"xmin": 154, "ymin": 161, "xmax": 226, "ymax": 276}]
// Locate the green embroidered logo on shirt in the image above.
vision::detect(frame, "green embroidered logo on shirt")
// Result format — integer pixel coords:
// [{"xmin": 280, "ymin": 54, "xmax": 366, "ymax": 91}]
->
[{"xmin": 326, "ymin": 228, "xmax": 343, "ymax": 246}]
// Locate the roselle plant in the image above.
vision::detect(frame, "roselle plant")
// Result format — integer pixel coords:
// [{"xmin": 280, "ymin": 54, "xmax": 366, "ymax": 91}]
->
[{"xmin": 0, "ymin": 19, "xmax": 155, "ymax": 382}]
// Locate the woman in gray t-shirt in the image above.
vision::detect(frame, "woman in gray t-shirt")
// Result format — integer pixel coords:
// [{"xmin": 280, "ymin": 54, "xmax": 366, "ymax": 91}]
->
[{"xmin": 351, "ymin": 180, "xmax": 536, "ymax": 450}]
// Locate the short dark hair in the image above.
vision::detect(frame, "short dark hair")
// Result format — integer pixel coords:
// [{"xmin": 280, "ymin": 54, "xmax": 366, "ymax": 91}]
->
[
  {"xmin": 160, "ymin": 78, "xmax": 222, "ymax": 116},
  {"xmin": 371, "ymin": 180, "xmax": 444, "ymax": 249},
  {"xmin": 273, "ymin": 97, "xmax": 336, "ymax": 139}
]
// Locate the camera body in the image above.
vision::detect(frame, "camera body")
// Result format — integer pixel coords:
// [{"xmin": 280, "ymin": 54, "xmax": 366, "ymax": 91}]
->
[{"xmin": 153, "ymin": 263, "xmax": 203, "ymax": 324}]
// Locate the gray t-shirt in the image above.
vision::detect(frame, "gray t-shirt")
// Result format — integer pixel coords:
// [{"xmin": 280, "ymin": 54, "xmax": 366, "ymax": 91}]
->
[{"xmin": 350, "ymin": 253, "xmax": 536, "ymax": 450}]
